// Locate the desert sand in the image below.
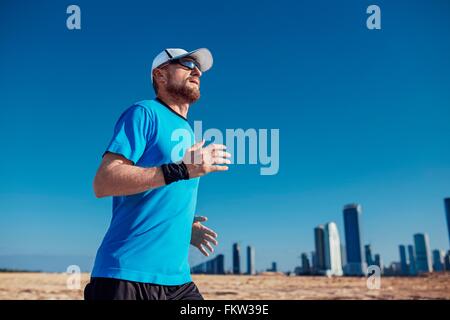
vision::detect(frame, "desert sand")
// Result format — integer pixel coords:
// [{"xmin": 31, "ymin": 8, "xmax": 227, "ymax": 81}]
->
[{"xmin": 0, "ymin": 272, "xmax": 449, "ymax": 300}]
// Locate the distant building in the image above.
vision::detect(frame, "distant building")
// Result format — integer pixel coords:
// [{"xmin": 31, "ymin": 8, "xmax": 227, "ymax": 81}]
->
[
  {"xmin": 365, "ymin": 244, "xmax": 374, "ymax": 266},
  {"xmin": 340, "ymin": 244, "xmax": 346, "ymax": 270},
  {"xmin": 246, "ymin": 246, "xmax": 255, "ymax": 275},
  {"xmin": 216, "ymin": 254, "xmax": 225, "ymax": 274},
  {"xmin": 294, "ymin": 266, "xmax": 302, "ymax": 276},
  {"xmin": 399, "ymin": 245, "xmax": 409, "ymax": 275},
  {"xmin": 384, "ymin": 262, "xmax": 402, "ymax": 276},
  {"xmin": 271, "ymin": 262, "xmax": 277, "ymax": 272},
  {"xmin": 374, "ymin": 254, "xmax": 383, "ymax": 274},
  {"xmin": 343, "ymin": 204, "xmax": 367, "ymax": 275},
  {"xmin": 310, "ymin": 251, "xmax": 317, "ymax": 274},
  {"xmin": 392, "ymin": 262, "xmax": 401, "ymax": 274},
  {"xmin": 414, "ymin": 233, "xmax": 432, "ymax": 273},
  {"xmin": 323, "ymin": 222, "xmax": 343, "ymax": 276},
  {"xmin": 191, "ymin": 254, "xmax": 225, "ymax": 274},
  {"xmin": 445, "ymin": 251, "xmax": 450, "ymax": 271},
  {"xmin": 267, "ymin": 262, "xmax": 277, "ymax": 272},
  {"xmin": 407, "ymin": 244, "xmax": 417, "ymax": 276},
  {"xmin": 314, "ymin": 225, "xmax": 326, "ymax": 273},
  {"xmin": 301, "ymin": 253, "xmax": 311, "ymax": 274},
  {"xmin": 432, "ymin": 249, "xmax": 445, "ymax": 272},
  {"xmin": 300, "ymin": 253, "xmax": 311, "ymax": 275},
  {"xmin": 445, "ymin": 198, "xmax": 450, "ymax": 247},
  {"xmin": 365, "ymin": 244, "xmax": 382, "ymax": 273},
  {"xmin": 232, "ymin": 243, "xmax": 241, "ymax": 274}
]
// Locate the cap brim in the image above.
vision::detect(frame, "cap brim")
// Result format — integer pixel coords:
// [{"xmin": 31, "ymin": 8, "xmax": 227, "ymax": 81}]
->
[{"xmin": 173, "ymin": 48, "xmax": 213, "ymax": 72}]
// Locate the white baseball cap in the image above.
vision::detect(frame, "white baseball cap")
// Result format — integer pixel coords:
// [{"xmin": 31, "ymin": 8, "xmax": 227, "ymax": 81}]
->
[{"xmin": 151, "ymin": 48, "xmax": 213, "ymax": 83}]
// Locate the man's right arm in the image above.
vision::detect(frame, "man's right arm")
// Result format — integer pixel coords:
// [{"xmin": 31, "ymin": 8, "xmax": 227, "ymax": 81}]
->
[
  {"xmin": 93, "ymin": 152, "xmax": 166, "ymax": 198},
  {"xmin": 93, "ymin": 141, "xmax": 231, "ymax": 198}
]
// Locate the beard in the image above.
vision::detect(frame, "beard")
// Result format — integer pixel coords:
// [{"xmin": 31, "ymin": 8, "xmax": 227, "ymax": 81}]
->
[{"xmin": 165, "ymin": 76, "xmax": 200, "ymax": 104}]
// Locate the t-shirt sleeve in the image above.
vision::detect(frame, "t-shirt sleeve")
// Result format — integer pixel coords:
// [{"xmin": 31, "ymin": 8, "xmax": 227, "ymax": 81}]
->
[{"xmin": 103, "ymin": 105, "xmax": 155, "ymax": 164}]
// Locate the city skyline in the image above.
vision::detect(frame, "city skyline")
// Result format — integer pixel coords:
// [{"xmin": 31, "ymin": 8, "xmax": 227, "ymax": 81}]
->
[
  {"xmin": 192, "ymin": 198, "xmax": 450, "ymax": 275},
  {"xmin": 1, "ymin": 196, "xmax": 448, "ymax": 274}
]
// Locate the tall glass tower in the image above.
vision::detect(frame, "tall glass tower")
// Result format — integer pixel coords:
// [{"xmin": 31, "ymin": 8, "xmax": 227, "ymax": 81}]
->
[
  {"xmin": 323, "ymin": 222, "xmax": 343, "ymax": 276},
  {"xmin": 232, "ymin": 243, "xmax": 241, "ymax": 274},
  {"xmin": 343, "ymin": 204, "xmax": 366, "ymax": 275},
  {"xmin": 407, "ymin": 244, "xmax": 417, "ymax": 276},
  {"xmin": 314, "ymin": 225, "xmax": 326, "ymax": 273},
  {"xmin": 445, "ymin": 198, "xmax": 450, "ymax": 248},
  {"xmin": 365, "ymin": 244, "xmax": 374, "ymax": 266},
  {"xmin": 374, "ymin": 254, "xmax": 383, "ymax": 274},
  {"xmin": 216, "ymin": 254, "xmax": 225, "ymax": 274},
  {"xmin": 246, "ymin": 246, "xmax": 255, "ymax": 275},
  {"xmin": 432, "ymin": 249, "xmax": 445, "ymax": 272},
  {"xmin": 414, "ymin": 233, "xmax": 432, "ymax": 273},
  {"xmin": 301, "ymin": 253, "xmax": 311, "ymax": 274},
  {"xmin": 399, "ymin": 245, "xmax": 409, "ymax": 275},
  {"xmin": 271, "ymin": 262, "xmax": 277, "ymax": 272}
]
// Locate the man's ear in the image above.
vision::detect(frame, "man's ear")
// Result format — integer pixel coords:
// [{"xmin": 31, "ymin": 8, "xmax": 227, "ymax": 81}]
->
[{"xmin": 153, "ymin": 68, "xmax": 167, "ymax": 84}]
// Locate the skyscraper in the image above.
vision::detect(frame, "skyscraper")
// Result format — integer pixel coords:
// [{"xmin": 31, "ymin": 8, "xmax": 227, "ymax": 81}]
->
[
  {"xmin": 374, "ymin": 254, "xmax": 383, "ymax": 274},
  {"xmin": 407, "ymin": 244, "xmax": 417, "ymax": 276},
  {"xmin": 216, "ymin": 254, "xmax": 225, "ymax": 274},
  {"xmin": 323, "ymin": 222, "xmax": 343, "ymax": 276},
  {"xmin": 246, "ymin": 246, "xmax": 255, "ymax": 275},
  {"xmin": 365, "ymin": 244, "xmax": 374, "ymax": 266},
  {"xmin": 232, "ymin": 243, "xmax": 241, "ymax": 274},
  {"xmin": 340, "ymin": 244, "xmax": 346, "ymax": 270},
  {"xmin": 445, "ymin": 250, "xmax": 450, "ymax": 271},
  {"xmin": 301, "ymin": 253, "xmax": 311, "ymax": 274},
  {"xmin": 445, "ymin": 198, "xmax": 450, "ymax": 247},
  {"xmin": 343, "ymin": 204, "xmax": 366, "ymax": 275},
  {"xmin": 271, "ymin": 262, "xmax": 277, "ymax": 272},
  {"xmin": 314, "ymin": 225, "xmax": 326, "ymax": 273},
  {"xmin": 432, "ymin": 249, "xmax": 445, "ymax": 272},
  {"xmin": 414, "ymin": 233, "xmax": 432, "ymax": 273},
  {"xmin": 311, "ymin": 251, "xmax": 317, "ymax": 274},
  {"xmin": 399, "ymin": 245, "xmax": 409, "ymax": 275}
]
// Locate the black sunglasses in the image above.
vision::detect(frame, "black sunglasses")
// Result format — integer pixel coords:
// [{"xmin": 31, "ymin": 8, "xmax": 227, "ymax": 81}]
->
[{"xmin": 161, "ymin": 58, "xmax": 200, "ymax": 71}]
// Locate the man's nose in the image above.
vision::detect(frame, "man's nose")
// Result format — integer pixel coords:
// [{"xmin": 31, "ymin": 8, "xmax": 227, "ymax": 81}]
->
[{"xmin": 192, "ymin": 66, "xmax": 202, "ymax": 77}]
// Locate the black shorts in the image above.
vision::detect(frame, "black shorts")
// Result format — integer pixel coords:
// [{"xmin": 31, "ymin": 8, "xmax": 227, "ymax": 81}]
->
[{"xmin": 84, "ymin": 277, "xmax": 204, "ymax": 300}]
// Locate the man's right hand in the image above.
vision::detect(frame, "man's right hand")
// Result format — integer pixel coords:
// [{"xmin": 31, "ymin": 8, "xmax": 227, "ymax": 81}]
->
[{"xmin": 182, "ymin": 140, "xmax": 231, "ymax": 178}]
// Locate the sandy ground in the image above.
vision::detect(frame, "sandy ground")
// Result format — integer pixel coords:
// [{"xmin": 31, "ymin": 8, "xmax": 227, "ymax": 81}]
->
[{"xmin": 0, "ymin": 272, "xmax": 449, "ymax": 300}]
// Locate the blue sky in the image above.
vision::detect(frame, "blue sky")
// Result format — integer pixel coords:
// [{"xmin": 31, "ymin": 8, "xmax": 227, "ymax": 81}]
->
[{"xmin": 0, "ymin": 0, "xmax": 449, "ymax": 272}]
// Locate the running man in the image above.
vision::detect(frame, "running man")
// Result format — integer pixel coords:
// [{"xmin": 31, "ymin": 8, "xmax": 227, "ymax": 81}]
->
[{"xmin": 84, "ymin": 48, "xmax": 231, "ymax": 300}]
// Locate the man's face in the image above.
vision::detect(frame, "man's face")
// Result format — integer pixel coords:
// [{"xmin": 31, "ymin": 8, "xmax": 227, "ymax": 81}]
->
[{"xmin": 158, "ymin": 58, "xmax": 202, "ymax": 103}]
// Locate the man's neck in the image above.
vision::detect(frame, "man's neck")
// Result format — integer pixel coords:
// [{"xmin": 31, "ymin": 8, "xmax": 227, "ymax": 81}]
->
[{"xmin": 156, "ymin": 94, "xmax": 190, "ymax": 119}]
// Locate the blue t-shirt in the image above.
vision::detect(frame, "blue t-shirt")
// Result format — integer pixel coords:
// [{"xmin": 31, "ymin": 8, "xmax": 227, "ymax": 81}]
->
[{"xmin": 91, "ymin": 99, "xmax": 199, "ymax": 285}]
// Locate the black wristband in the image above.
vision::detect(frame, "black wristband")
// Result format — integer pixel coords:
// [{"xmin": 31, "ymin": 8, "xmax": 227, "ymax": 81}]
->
[{"xmin": 161, "ymin": 162, "xmax": 190, "ymax": 185}]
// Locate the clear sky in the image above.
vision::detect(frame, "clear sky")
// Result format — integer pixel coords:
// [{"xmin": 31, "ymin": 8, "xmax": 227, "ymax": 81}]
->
[{"xmin": 1, "ymin": 0, "xmax": 449, "ymax": 273}]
